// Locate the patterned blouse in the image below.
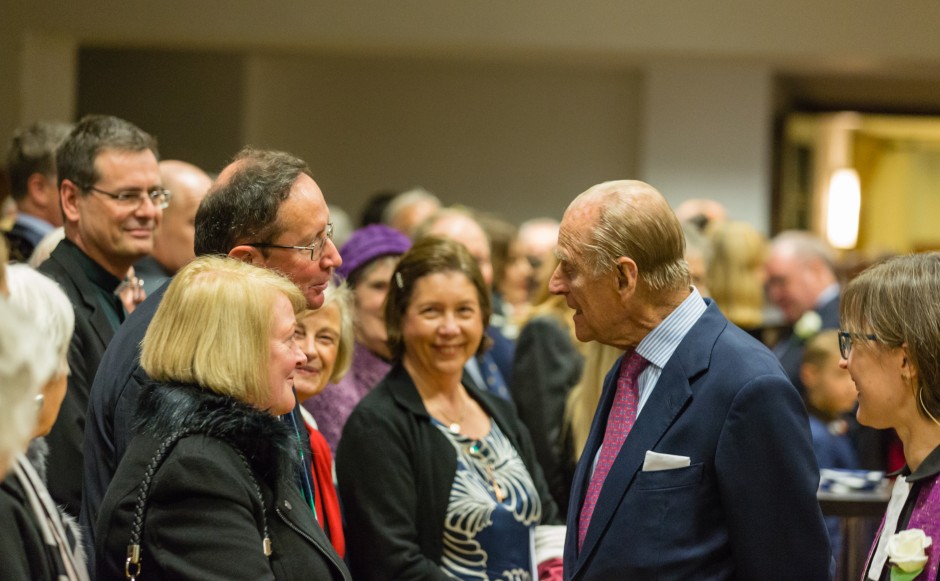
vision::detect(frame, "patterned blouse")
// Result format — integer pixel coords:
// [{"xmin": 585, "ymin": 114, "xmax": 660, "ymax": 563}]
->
[{"xmin": 433, "ymin": 420, "xmax": 542, "ymax": 580}]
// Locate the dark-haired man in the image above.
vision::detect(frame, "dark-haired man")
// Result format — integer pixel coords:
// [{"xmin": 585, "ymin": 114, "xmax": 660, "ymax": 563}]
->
[
  {"xmin": 3, "ymin": 121, "xmax": 72, "ymax": 261},
  {"xmin": 38, "ymin": 115, "xmax": 164, "ymax": 517},
  {"xmin": 81, "ymin": 147, "xmax": 348, "ymax": 580}
]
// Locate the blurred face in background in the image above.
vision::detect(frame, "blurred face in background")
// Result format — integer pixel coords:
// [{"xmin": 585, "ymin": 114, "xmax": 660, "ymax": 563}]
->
[
  {"xmin": 802, "ymin": 351, "xmax": 857, "ymax": 417},
  {"xmin": 352, "ymin": 256, "xmax": 399, "ymax": 359},
  {"xmin": 498, "ymin": 239, "xmax": 534, "ymax": 309},
  {"xmin": 765, "ymin": 251, "xmax": 826, "ymax": 324},
  {"xmin": 293, "ymin": 302, "xmax": 342, "ymax": 402}
]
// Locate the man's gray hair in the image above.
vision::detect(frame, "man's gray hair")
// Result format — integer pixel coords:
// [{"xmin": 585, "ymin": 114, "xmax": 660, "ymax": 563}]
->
[
  {"xmin": 382, "ymin": 187, "xmax": 441, "ymax": 226},
  {"xmin": 572, "ymin": 180, "xmax": 690, "ymax": 293},
  {"xmin": 770, "ymin": 230, "xmax": 836, "ymax": 274}
]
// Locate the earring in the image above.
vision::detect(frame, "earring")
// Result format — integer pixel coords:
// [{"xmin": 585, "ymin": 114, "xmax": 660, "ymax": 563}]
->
[{"xmin": 35, "ymin": 393, "xmax": 44, "ymax": 412}]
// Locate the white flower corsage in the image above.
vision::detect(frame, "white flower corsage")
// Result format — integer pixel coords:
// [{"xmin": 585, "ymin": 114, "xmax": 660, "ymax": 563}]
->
[
  {"xmin": 793, "ymin": 310, "xmax": 822, "ymax": 341},
  {"xmin": 887, "ymin": 528, "xmax": 932, "ymax": 580}
]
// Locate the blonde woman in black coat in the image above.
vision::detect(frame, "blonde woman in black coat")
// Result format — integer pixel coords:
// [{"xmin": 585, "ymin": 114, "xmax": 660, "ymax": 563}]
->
[{"xmin": 95, "ymin": 256, "xmax": 350, "ymax": 580}]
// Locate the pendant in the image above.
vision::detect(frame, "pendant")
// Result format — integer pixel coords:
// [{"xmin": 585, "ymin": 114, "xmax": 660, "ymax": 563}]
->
[{"xmin": 448, "ymin": 423, "xmax": 461, "ymax": 434}]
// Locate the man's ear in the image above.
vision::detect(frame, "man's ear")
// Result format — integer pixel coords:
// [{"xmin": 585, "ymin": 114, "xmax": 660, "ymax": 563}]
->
[
  {"xmin": 25, "ymin": 173, "xmax": 51, "ymax": 208},
  {"xmin": 800, "ymin": 363, "xmax": 818, "ymax": 391},
  {"xmin": 228, "ymin": 245, "xmax": 264, "ymax": 266},
  {"xmin": 615, "ymin": 256, "xmax": 638, "ymax": 294},
  {"xmin": 59, "ymin": 180, "xmax": 82, "ymax": 224}
]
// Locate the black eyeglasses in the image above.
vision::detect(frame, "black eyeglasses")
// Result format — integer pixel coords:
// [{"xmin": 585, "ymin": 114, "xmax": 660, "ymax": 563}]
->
[
  {"xmin": 84, "ymin": 184, "xmax": 172, "ymax": 210},
  {"xmin": 838, "ymin": 331, "xmax": 877, "ymax": 360},
  {"xmin": 246, "ymin": 223, "xmax": 334, "ymax": 261}
]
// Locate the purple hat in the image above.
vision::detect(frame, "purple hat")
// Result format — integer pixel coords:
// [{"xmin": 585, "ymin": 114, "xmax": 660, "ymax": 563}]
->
[{"xmin": 336, "ymin": 224, "xmax": 412, "ymax": 281}]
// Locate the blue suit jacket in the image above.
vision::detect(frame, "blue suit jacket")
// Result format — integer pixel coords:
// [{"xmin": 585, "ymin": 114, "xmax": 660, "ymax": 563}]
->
[{"xmin": 564, "ymin": 301, "xmax": 831, "ymax": 580}]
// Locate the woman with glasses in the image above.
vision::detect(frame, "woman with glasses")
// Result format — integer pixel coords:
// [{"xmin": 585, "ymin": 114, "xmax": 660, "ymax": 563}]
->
[{"xmin": 840, "ymin": 252, "xmax": 940, "ymax": 580}]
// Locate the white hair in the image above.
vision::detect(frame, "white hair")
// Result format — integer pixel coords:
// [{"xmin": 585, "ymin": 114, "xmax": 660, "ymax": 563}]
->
[
  {"xmin": 28, "ymin": 226, "xmax": 65, "ymax": 268},
  {"xmin": 5, "ymin": 264, "xmax": 75, "ymax": 375},
  {"xmin": 0, "ymin": 298, "xmax": 57, "ymax": 473}
]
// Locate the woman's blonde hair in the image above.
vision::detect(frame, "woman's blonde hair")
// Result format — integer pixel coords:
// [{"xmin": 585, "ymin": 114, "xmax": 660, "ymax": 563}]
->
[
  {"xmin": 141, "ymin": 256, "xmax": 305, "ymax": 407},
  {"xmin": 707, "ymin": 221, "xmax": 767, "ymax": 329},
  {"xmin": 562, "ymin": 341, "xmax": 624, "ymax": 462},
  {"xmin": 299, "ymin": 280, "xmax": 355, "ymax": 383}
]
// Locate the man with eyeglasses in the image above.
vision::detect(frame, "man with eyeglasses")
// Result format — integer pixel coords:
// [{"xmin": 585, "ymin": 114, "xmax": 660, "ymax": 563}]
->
[
  {"xmin": 36, "ymin": 115, "xmax": 164, "ymax": 517},
  {"xmin": 80, "ymin": 147, "xmax": 348, "ymax": 578}
]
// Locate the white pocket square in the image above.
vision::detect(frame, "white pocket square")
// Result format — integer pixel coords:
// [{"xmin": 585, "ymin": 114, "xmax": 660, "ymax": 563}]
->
[{"xmin": 642, "ymin": 451, "xmax": 691, "ymax": 472}]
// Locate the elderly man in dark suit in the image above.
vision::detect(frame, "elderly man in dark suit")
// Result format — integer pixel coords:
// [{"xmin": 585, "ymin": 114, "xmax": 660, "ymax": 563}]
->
[
  {"xmin": 37, "ymin": 115, "xmax": 165, "ymax": 516},
  {"xmin": 765, "ymin": 230, "xmax": 841, "ymax": 396},
  {"xmin": 552, "ymin": 180, "xmax": 831, "ymax": 580}
]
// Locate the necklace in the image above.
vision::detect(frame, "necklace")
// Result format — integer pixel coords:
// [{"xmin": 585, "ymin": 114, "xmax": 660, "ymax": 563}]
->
[
  {"xmin": 467, "ymin": 440, "xmax": 504, "ymax": 502},
  {"xmin": 434, "ymin": 396, "xmax": 467, "ymax": 434}
]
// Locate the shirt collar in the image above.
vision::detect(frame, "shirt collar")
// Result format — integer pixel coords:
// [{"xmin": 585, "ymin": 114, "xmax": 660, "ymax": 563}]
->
[
  {"xmin": 14, "ymin": 213, "xmax": 55, "ymax": 238},
  {"xmin": 904, "ymin": 442, "xmax": 940, "ymax": 482},
  {"xmin": 815, "ymin": 283, "xmax": 840, "ymax": 310},
  {"xmin": 61, "ymin": 238, "xmax": 123, "ymax": 294},
  {"xmin": 635, "ymin": 286, "xmax": 707, "ymax": 369}
]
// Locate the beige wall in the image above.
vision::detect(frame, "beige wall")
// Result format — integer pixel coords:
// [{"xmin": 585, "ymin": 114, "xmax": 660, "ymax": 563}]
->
[
  {"xmin": 77, "ymin": 48, "xmax": 245, "ymax": 173},
  {"xmin": 5, "ymin": 0, "xmax": 940, "ymax": 230},
  {"xmin": 243, "ymin": 53, "xmax": 641, "ymax": 222}
]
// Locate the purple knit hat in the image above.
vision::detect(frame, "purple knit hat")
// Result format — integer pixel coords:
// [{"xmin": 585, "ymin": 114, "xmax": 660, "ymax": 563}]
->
[{"xmin": 335, "ymin": 224, "xmax": 412, "ymax": 281}]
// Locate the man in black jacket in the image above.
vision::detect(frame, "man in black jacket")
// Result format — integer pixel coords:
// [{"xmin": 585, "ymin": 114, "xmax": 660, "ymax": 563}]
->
[
  {"xmin": 80, "ymin": 147, "xmax": 344, "ymax": 568},
  {"xmin": 38, "ymin": 115, "xmax": 164, "ymax": 517}
]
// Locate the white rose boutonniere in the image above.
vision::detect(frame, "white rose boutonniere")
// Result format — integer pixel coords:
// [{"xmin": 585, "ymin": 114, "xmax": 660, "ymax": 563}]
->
[
  {"xmin": 793, "ymin": 310, "xmax": 822, "ymax": 341},
  {"xmin": 887, "ymin": 528, "xmax": 932, "ymax": 580}
]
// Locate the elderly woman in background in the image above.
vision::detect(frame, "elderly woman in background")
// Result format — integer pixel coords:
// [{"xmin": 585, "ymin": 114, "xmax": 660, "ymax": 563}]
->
[
  {"xmin": 0, "ymin": 299, "xmax": 47, "ymax": 476},
  {"xmin": 337, "ymin": 237, "xmax": 561, "ymax": 581},
  {"xmin": 1, "ymin": 264, "xmax": 89, "ymax": 580},
  {"xmin": 293, "ymin": 281, "xmax": 354, "ymax": 558},
  {"xmin": 305, "ymin": 224, "xmax": 411, "ymax": 453},
  {"xmin": 95, "ymin": 256, "xmax": 350, "ymax": 580},
  {"xmin": 840, "ymin": 252, "xmax": 940, "ymax": 580}
]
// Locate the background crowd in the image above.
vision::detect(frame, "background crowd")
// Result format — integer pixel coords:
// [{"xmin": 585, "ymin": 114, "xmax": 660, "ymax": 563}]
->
[{"xmin": 1, "ymin": 115, "xmax": 937, "ymax": 580}]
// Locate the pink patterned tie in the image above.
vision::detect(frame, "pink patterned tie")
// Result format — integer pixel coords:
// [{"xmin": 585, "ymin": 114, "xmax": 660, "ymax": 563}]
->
[{"xmin": 578, "ymin": 349, "xmax": 649, "ymax": 551}]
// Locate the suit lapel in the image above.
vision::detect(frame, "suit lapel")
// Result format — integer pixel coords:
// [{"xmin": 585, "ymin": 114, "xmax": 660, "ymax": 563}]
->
[
  {"xmin": 276, "ymin": 481, "xmax": 351, "ymax": 580},
  {"xmin": 573, "ymin": 364, "xmax": 692, "ymax": 571},
  {"xmin": 570, "ymin": 302, "xmax": 725, "ymax": 577},
  {"xmin": 52, "ymin": 246, "xmax": 118, "ymax": 347}
]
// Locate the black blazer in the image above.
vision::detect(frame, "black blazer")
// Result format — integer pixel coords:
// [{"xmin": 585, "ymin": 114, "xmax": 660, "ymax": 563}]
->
[
  {"xmin": 96, "ymin": 382, "xmax": 350, "ymax": 581},
  {"xmin": 336, "ymin": 363, "xmax": 560, "ymax": 581},
  {"xmin": 38, "ymin": 240, "xmax": 116, "ymax": 516}
]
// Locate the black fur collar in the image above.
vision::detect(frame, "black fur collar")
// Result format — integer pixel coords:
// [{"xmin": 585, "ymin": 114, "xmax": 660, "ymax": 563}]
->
[{"xmin": 134, "ymin": 381, "xmax": 300, "ymax": 486}]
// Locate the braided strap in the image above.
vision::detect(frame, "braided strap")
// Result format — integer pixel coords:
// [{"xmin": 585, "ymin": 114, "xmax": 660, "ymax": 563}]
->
[{"xmin": 124, "ymin": 430, "xmax": 273, "ymax": 579}]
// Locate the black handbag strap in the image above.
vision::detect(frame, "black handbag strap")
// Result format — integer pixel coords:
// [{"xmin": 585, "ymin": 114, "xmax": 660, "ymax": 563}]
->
[{"xmin": 124, "ymin": 429, "xmax": 272, "ymax": 580}]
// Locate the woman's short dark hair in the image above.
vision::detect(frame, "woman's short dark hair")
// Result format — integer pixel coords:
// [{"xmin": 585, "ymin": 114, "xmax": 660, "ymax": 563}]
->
[
  {"xmin": 841, "ymin": 252, "xmax": 940, "ymax": 421},
  {"xmin": 385, "ymin": 237, "xmax": 492, "ymax": 361}
]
